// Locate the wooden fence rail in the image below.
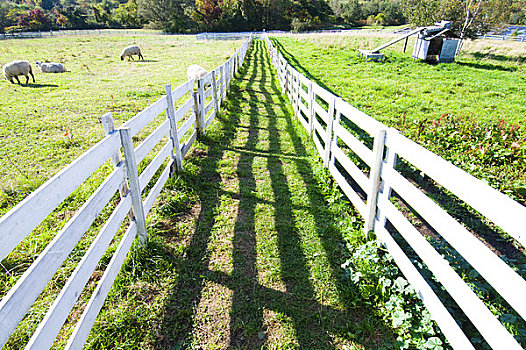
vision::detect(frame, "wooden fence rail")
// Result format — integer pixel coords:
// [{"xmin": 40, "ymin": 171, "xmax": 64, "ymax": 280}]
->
[
  {"xmin": 263, "ymin": 34, "xmax": 526, "ymax": 350},
  {"xmin": 0, "ymin": 35, "xmax": 252, "ymax": 349}
]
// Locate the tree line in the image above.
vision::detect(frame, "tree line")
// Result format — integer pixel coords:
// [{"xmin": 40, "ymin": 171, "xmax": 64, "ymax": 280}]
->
[{"xmin": 0, "ymin": 0, "xmax": 521, "ymax": 37}]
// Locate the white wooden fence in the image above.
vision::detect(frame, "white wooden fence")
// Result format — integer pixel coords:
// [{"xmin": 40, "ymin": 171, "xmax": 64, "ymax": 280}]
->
[
  {"xmin": 263, "ymin": 34, "xmax": 526, "ymax": 350},
  {"xmin": 0, "ymin": 29, "xmax": 161, "ymax": 40},
  {"xmin": 479, "ymin": 34, "xmax": 526, "ymax": 42},
  {"xmin": 0, "ymin": 35, "xmax": 252, "ymax": 349},
  {"xmin": 196, "ymin": 32, "xmax": 253, "ymax": 40}
]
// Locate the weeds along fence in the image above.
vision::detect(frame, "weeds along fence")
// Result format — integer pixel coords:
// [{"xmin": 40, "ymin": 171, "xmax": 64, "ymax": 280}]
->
[
  {"xmin": 0, "ymin": 35, "xmax": 252, "ymax": 349},
  {"xmin": 263, "ymin": 34, "xmax": 526, "ymax": 350}
]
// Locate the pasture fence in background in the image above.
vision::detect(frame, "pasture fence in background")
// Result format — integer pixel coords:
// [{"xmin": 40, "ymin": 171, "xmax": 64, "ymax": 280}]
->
[
  {"xmin": 0, "ymin": 29, "xmax": 162, "ymax": 40},
  {"xmin": 263, "ymin": 34, "xmax": 526, "ymax": 350},
  {"xmin": 0, "ymin": 35, "xmax": 252, "ymax": 349},
  {"xmin": 196, "ymin": 32, "xmax": 253, "ymax": 40},
  {"xmin": 479, "ymin": 34, "xmax": 526, "ymax": 42}
]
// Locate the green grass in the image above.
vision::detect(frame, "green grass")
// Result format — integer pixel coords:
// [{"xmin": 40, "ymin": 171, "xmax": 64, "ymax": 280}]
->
[
  {"xmin": 269, "ymin": 34, "xmax": 526, "ymax": 347},
  {"xmin": 0, "ymin": 36, "xmax": 425, "ymax": 349},
  {"xmin": 2, "ymin": 33, "xmax": 523, "ymax": 349},
  {"xmin": 271, "ymin": 34, "xmax": 526, "ymax": 203},
  {"xmin": 82, "ymin": 39, "xmax": 404, "ymax": 350},
  {"xmin": 0, "ymin": 33, "xmax": 242, "ymax": 212}
]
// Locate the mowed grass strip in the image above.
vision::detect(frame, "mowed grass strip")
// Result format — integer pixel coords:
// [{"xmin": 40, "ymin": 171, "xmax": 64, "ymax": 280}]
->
[
  {"xmin": 79, "ymin": 40, "xmax": 396, "ymax": 349},
  {"xmin": 272, "ymin": 34, "xmax": 526, "ymax": 203}
]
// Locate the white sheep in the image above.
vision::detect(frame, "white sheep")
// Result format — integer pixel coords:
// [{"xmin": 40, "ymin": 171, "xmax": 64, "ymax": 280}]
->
[
  {"xmin": 120, "ymin": 45, "xmax": 144, "ymax": 61},
  {"xmin": 36, "ymin": 61, "xmax": 66, "ymax": 73},
  {"xmin": 187, "ymin": 64, "xmax": 208, "ymax": 81},
  {"xmin": 2, "ymin": 60, "xmax": 35, "ymax": 84}
]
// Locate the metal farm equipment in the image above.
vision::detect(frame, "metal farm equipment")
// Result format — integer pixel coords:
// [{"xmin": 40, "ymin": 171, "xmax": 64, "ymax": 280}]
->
[{"xmin": 359, "ymin": 21, "xmax": 460, "ymax": 63}]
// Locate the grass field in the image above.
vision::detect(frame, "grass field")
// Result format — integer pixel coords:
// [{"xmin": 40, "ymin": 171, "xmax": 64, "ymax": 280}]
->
[
  {"xmin": 0, "ymin": 33, "xmax": 242, "ymax": 214},
  {"xmin": 2, "ymin": 32, "xmax": 525, "ymax": 349},
  {"xmin": 271, "ymin": 33, "xmax": 526, "ymax": 348},
  {"xmin": 272, "ymin": 33, "xmax": 526, "ymax": 204},
  {"xmin": 1, "ymin": 37, "xmax": 429, "ymax": 349}
]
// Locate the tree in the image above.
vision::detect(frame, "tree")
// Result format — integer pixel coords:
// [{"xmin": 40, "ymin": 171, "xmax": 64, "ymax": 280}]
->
[
  {"xmin": 193, "ymin": 0, "xmax": 224, "ymax": 29},
  {"xmin": 18, "ymin": 7, "xmax": 51, "ymax": 30},
  {"xmin": 509, "ymin": 0, "xmax": 525, "ymax": 24},
  {"xmin": 341, "ymin": 0, "xmax": 362, "ymax": 25},
  {"xmin": 403, "ymin": 0, "xmax": 512, "ymax": 39},
  {"xmin": 0, "ymin": 2, "xmax": 14, "ymax": 32},
  {"xmin": 113, "ymin": 0, "xmax": 142, "ymax": 27},
  {"xmin": 137, "ymin": 0, "xmax": 196, "ymax": 32}
]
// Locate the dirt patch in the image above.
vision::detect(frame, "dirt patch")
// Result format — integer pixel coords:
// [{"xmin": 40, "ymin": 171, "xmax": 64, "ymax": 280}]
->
[
  {"xmin": 192, "ymin": 281, "xmax": 234, "ymax": 349},
  {"xmin": 188, "ymin": 147, "xmax": 208, "ymax": 159},
  {"xmin": 263, "ymin": 308, "xmax": 299, "ymax": 348},
  {"xmin": 155, "ymin": 202, "xmax": 200, "ymax": 239}
]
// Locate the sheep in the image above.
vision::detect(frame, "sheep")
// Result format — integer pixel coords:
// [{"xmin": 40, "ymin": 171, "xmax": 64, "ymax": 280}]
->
[
  {"xmin": 36, "ymin": 61, "xmax": 66, "ymax": 73},
  {"xmin": 187, "ymin": 64, "xmax": 208, "ymax": 81},
  {"xmin": 120, "ymin": 45, "xmax": 144, "ymax": 61},
  {"xmin": 2, "ymin": 60, "xmax": 35, "ymax": 84}
]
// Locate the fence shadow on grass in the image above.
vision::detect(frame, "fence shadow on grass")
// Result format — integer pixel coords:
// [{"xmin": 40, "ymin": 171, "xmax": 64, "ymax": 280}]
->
[
  {"xmin": 456, "ymin": 60, "xmax": 518, "ymax": 72},
  {"xmin": 152, "ymin": 40, "xmax": 395, "ymax": 349}
]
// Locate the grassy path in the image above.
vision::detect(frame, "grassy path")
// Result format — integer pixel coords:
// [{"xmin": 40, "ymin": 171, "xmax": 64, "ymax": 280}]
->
[
  {"xmin": 86, "ymin": 40, "xmax": 394, "ymax": 349},
  {"xmin": 151, "ymin": 40, "xmax": 394, "ymax": 349}
]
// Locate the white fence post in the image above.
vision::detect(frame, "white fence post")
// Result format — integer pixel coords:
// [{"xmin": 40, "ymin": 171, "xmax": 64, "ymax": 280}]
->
[
  {"xmin": 323, "ymin": 96, "xmax": 336, "ymax": 168},
  {"xmin": 165, "ymin": 84, "xmax": 183, "ymax": 173},
  {"xmin": 375, "ymin": 129, "xmax": 399, "ymax": 230},
  {"xmin": 211, "ymin": 70, "xmax": 219, "ymax": 115},
  {"xmin": 197, "ymin": 77, "xmax": 206, "ymax": 135},
  {"xmin": 308, "ymin": 82, "xmax": 314, "ymax": 136},
  {"xmin": 329, "ymin": 108, "xmax": 341, "ymax": 168},
  {"xmin": 100, "ymin": 113, "xmax": 134, "ymax": 221},
  {"xmin": 119, "ymin": 127, "xmax": 148, "ymax": 245},
  {"xmin": 284, "ymin": 65, "xmax": 289, "ymax": 95},
  {"xmin": 226, "ymin": 61, "xmax": 231, "ymax": 93},
  {"xmin": 364, "ymin": 129, "xmax": 387, "ymax": 234},
  {"xmin": 193, "ymin": 82, "xmax": 204, "ymax": 136},
  {"xmin": 292, "ymin": 73, "xmax": 299, "ymax": 116}
]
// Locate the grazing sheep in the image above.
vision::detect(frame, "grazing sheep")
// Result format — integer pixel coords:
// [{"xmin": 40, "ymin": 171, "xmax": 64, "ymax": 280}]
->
[
  {"xmin": 36, "ymin": 61, "xmax": 66, "ymax": 73},
  {"xmin": 187, "ymin": 64, "xmax": 208, "ymax": 81},
  {"xmin": 120, "ymin": 45, "xmax": 144, "ymax": 61},
  {"xmin": 2, "ymin": 60, "xmax": 35, "ymax": 84}
]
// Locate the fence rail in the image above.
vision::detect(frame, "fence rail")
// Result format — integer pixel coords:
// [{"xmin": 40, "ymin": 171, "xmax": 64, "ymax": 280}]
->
[
  {"xmin": 0, "ymin": 35, "xmax": 252, "ymax": 349},
  {"xmin": 263, "ymin": 34, "xmax": 526, "ymax": 350}
]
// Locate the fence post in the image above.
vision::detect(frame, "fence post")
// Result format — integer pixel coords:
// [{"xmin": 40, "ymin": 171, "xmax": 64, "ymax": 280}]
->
[
  {"xmin": 284, "ymin": 65, "xmax": 289, "ymax": 95},
  {"xmin": 329, "ymin": 108, "xmax": 341, "ymax": 168},
  {"xmin": 199, "ymin": 77, "xmax": 207, "ymax": 135},
  {"xmin": 119, "ymin": 127, "xmax": 148, "ymax": 245},
  {"xmin": 100, "ymin": 113, "xmax": 134, "ymax": 221},
  {"xmin": 364, "ymin": 129, "xmax": 387, "ymax": 234},
  {"xmin": 193, "ymin": 82, "xmax": 204, "ymax": 137},
  {"xmin": 225, "ymin": 61, "xmax": 230, "ymax": 93},
  {"xmin": 308, "ymin": 82, "xmax": 314, "ymax": 137},
  {"xmin": 375, "ymin": 128, "xmax": 398, "ymax": 231},
  {"xmin": 291, "ymin": 72, "xmax": 297, "ymax": 115},
  {"xmin": 294, "ymin": 74, "xmax": 300, "ymax": 116},
  {"xmin": 323, "ymin": 96, "xmax": 336, "ymax": 168},
  {"xmin": 211, "ymin": 70, "xmax": 219, "ymax": 116},
  {"xmin": 220, "ymin": 65, "xmax": 225, "ymax": 100},
  {"xmin": 165, "ymin": 84, "xmax": 183, "ymax": 173}
]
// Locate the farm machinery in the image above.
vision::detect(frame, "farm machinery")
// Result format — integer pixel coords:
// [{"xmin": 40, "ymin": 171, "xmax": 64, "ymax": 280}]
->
[{"xmin": 359, "ymin": 21, "xmax": 460, "ymax": 63}]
